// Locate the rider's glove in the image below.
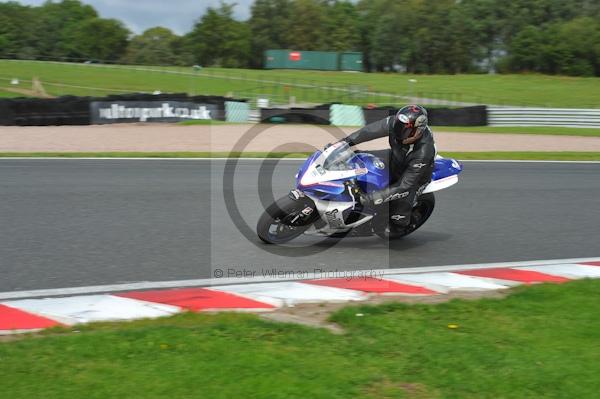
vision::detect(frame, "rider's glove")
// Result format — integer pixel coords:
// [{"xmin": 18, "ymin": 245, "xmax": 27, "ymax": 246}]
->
[
  {"xmin": 358, "ymin": 191, "xmax": 373, "ymax": 206},
  {"xmin": 324, "ymin": 140, "xmax": 347, "ymax": 151}
]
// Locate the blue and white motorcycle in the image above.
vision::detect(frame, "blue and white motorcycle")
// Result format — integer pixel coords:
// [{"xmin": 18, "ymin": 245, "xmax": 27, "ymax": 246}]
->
[{"xmin": 257, "ymin": 141, "xmax": 463, "ymax": 244}]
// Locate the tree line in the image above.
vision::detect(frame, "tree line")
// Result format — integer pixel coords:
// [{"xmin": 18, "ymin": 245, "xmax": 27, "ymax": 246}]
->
[{"xmin": 1, "ymin": 0, "xmax": 600, "ymax": 76}]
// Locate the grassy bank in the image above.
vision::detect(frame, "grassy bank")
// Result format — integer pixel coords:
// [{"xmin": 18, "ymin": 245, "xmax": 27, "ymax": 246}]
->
[
  {"xmin": 1, "ymin": 279, "xmax": 599, "ymax": 398},
  {"xmin": 0, "ymin": 151, "xmax": 599, "ymax": 161},
  {"xmin": 2, "ymin": 60, "xmax": 600, "ymax": 107}
]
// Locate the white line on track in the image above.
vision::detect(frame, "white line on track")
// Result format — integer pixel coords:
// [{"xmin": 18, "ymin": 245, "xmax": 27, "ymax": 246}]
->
[{"xmin": 1, "ymin": 257, "xmax": 598, "ymax": 300}]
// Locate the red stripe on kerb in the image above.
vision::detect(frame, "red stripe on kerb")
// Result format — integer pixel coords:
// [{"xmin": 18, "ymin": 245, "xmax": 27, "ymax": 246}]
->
[
  {"xmin": 0, "ymin": 304, "xmax": 60, "ymax": 330},
  {"xmin": 457, "ymin": 268, "xmax": 569, "ymax": 284},
  {"xmin": 581, "ymin": 261, "xmax": 600, "ymax": 266},
  {"xmin": 305, "ymin": 277, "xmax": 437, "ymax": 294},
  {"xmin": 118, "ymin": 288, "xmax": 275, "ymax": 311}
]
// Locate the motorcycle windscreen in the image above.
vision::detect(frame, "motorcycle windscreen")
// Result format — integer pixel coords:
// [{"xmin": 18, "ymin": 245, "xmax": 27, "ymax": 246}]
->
[{"xmin": 322, "ymin": 142, "xmax": 365, "ymax": 172}]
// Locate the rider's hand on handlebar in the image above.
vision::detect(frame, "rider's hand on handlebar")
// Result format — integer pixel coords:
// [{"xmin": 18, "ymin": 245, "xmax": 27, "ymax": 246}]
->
[
  {"xmin": 346, "ymin": 181, "xmax": 371, "ymax": 206},
  {"xmin": 359, "ymin": 192, "xmax": 372, "ymax": 206}
]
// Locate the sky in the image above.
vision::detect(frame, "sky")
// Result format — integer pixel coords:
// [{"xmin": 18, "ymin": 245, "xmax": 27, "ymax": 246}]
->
[{"xmin": 10, "ymin": 0, "xmax": 255, "ymax": 35}]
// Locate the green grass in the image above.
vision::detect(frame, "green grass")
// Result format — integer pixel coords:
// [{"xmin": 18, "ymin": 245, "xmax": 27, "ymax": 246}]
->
[
  {"xmin": 435, "ymin": 126, "xmax": 600, "ymax": 137},
  {"xmin": 0, "ymin": 151, "xmax": 312, "ymax": 158},
  {"xmin": 0, "ymin": 88, "xmax": 25, "ymax": 98},
  {"xmin": 1, "ymin": 60, "xmax": 600, "ymax": 107},
  {"xmin": 1, "ymin": 280, "xmax": 599, "ymax": 398},
  {"xmin": 440, "ymin": 152, "xmax": 600, "ymax": 161},
  {"xmin": 0, "ymin": 151, "xmax": 598, "ymax": 161}
]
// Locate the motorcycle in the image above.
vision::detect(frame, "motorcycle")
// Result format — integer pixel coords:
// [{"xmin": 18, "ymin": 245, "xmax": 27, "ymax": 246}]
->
[{"xmin": 257, "ymin": 141, "xmax": 463, "ymax": 244}]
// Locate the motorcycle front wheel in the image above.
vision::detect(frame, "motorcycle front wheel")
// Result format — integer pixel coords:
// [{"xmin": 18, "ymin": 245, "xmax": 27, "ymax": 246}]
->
[{"xmin": 257, "ymin": 195, "xmax": 317, "ymax": 244}]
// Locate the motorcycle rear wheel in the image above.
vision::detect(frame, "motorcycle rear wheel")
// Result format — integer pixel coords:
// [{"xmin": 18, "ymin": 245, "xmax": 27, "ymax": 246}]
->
[{"xmin": 375, "ymin": 193, "xmax": 436, "ymax": 240}]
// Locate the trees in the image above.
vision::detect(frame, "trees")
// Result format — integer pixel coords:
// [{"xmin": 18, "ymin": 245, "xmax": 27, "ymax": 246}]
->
[
  {"xmin": 248, "ymin": 0, "xmax": 292, "ymax": 67},
  {"xmin": 249, "ymin": 0, "xmax": 361, "ymax": 67},
  {"xmin": 507, "ymin": 17, "xmax": 600, "ymax": 76},
  {"xmin": 0, "ymin": 2, "xmax": 38, "ymax": 58},
  {"xmin": 123, "ymin": 27, "xmax": 183, "ymax": 66},
  {"xmin": 36, "ymin": 0, "xmax": 99, "ymax": 59},
  {"xmin": 552, "ymin": 17, "xmax": 600, "ymax": 76},
  {"xmin": 65, "ymin": 18, "xmax": 130, "ymax": 62},
  {"xmin": 284, "ymin": 0, "xmax": 326, "ymax": 50},
  {"xmin": 0, "ymin": 0, "xmax": 598, "ymax": 75},
  {"xmin": 0, "ymin": 0, "xmax": 128, "ymax": 62},
  {"xmin": 186, "ymin": 3, "xmax": 251, "ymax": 67},
  {"xmin": 322, "ymin": 1, "xmax": 361, "ymax": 52},
  {"xmin": 366, "ymin": 0, "xmax": 484, "ymax": 73}
]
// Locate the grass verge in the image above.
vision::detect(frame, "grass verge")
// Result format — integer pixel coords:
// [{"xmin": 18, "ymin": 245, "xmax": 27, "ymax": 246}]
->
[
  {"xmin": 440, "ymin": 152, "xmax": 600, "ymax": 161},
  {"xmin": 435, "ymin": 126, "xmax": 600, "ymax": 137},
  {"xmin": 0, "ymin": 151, "xmax": 312, "ymax": 159},
  {"xmin": 1, "ymin": 279, "xmax": 599, "ymax": 398},
  {"xmin": 0, "ymin": 151, "xmax": 599, "ymax": 161},
  {"xmin": 177, "ymin": 119, "xmax": 241, "ymax": 126}
]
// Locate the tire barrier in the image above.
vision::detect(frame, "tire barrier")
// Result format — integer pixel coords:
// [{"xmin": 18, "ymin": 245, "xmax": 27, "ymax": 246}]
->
[
  {"xmin": 0, "ymin": 94, "xmax": 245, "ymax": 126},
  {"xmin": 363, "ymin": 105, "xmax": 487, "ymax": 126},
  {"xmin": 363, "ymin": 107, "xmax": 396, "ymax": 125},
  {"xmin": 0, "ymin": 100, "xmax": 15, "ymax": 126},
  {"xmin": 428, "ymin": 105, "xmax": 487, "ymax": 126},
  {"xmin": 260, "ymin": 106, "xmax": 331, "ymax": 125},
  {"xmin": 90, "ymin": 100, "xmax": 222, "ymax": 124},
  {"xmin": 0, "ymin": 96, "xmax": 91, "ymax": 126}
]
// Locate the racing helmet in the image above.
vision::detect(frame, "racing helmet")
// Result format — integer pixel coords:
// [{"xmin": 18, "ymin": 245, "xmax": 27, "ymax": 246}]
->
[{"xmin": 394, "ymin": 105, "xmax": 428, "ymax": 144}]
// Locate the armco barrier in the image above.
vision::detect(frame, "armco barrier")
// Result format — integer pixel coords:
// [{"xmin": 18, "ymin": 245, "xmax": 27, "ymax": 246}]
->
[{"xmin": 488, "ymin": 107, "xmax": 600, "ymax": 127}]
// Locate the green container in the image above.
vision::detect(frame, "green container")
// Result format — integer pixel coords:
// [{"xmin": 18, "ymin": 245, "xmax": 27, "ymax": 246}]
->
[
  {"xmin": 340, "ymin": 52, "xmax": 363, "ymax": 72},
  {"xmin": 265, "ymin": 50, "xmax": 288, "ymax": 69},
  {"xmin": 265, "ymin": 49, "xmax": 339, "ymax": 71}
]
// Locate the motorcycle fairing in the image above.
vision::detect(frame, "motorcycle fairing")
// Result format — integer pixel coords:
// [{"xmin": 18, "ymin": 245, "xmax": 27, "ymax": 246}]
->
[{"xmin": 296, "ymin": 148, "xmax": 463, "ymax": 203}]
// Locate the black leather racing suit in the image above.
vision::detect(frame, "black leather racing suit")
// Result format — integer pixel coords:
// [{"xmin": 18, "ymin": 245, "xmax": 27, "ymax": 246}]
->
[{"xmin": 341, "ymin": 116, "xmax": 436, "ymax": 226}]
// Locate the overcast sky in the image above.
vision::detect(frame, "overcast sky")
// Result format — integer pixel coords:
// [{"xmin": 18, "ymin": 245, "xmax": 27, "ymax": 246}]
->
[{"xmin": 11, "ymin": 0, "xmax": 255, "ymax": 35}]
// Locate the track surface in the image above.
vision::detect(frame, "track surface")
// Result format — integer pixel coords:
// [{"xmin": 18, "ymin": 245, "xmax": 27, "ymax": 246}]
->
[{"xmin": 1, "ymin": 159, "xmax": 599, "ymax": 292}]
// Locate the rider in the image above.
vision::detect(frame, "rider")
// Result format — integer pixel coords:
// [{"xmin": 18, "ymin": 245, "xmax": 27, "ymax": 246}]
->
[{"xmin": 336, "ymin": 105, "xmax": 436, "ymax": 228}]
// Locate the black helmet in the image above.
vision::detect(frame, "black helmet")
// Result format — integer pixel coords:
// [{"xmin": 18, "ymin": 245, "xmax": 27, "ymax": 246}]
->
[{"xmin": 394, "ymin": 105, "xmax": 428, "ymax": 144}]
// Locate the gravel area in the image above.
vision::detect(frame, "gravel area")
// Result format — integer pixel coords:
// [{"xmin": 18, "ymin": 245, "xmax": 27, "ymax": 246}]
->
[{"xmin": 1, "ymin": 123, "xmax": 599, "ymax": 153}]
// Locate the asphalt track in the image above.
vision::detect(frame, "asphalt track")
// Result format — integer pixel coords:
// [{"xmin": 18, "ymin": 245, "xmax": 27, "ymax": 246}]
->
[{"xmin": 1, "ymin": 159, "xmax": 599, "ymax": 292}]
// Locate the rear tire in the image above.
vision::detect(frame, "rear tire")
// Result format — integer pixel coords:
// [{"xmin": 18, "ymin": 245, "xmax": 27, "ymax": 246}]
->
[
  {"xmin": 376, "ymin": 193, "xmax": 435, "ymax": 240},
  {"xmin": 257, "ymin": 195, "xmax": 317, "ymax": 244}
]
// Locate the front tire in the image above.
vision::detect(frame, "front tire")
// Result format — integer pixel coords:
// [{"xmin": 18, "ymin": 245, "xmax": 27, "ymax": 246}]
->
[{"xmin": 257, "ymin": 195, "xmax": 317, "ymax": 244}]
